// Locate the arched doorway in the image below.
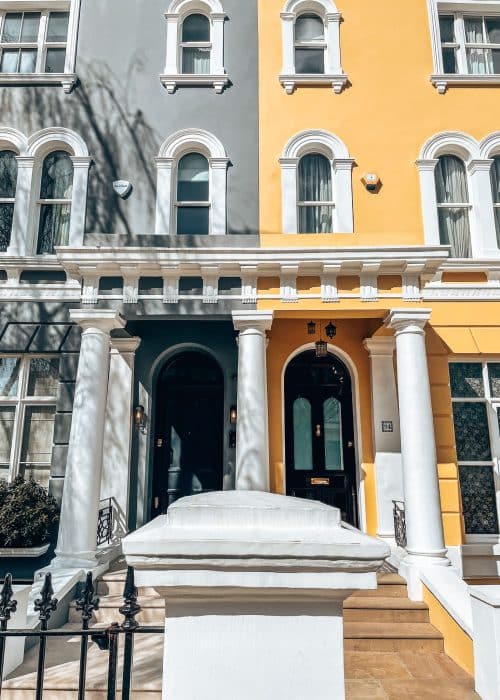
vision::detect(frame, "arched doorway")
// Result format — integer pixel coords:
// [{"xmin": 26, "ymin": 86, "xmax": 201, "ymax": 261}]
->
[
  {"xmin": 284, "ymin": 349, "xmax": 358, "ymax": 525},
  {"xmin": 151, "ymin": 351, "xmax": 224, "ymax": 515}
]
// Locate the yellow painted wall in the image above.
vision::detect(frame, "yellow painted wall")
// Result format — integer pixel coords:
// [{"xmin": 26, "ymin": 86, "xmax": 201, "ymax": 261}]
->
[{"xmin": 258, "ymin": 0, "xmax": 500, "ymax": 241}]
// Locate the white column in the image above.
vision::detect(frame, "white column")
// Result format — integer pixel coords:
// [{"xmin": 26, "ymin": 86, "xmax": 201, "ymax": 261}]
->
[
  {"xmin": 164, "ymin": 14, "xmax": 179, "ymax": 74},
  {"xmin": 363, "ymin": 337, "xmax": 403, "ymax": 542},
  {"xmin": 468, "ymin": 159, "xmax": 500, "ymax": 258},
  {"xmin": 280, "ymin": 13, "xmax": 295, "ymax": 74},
  {"xmin": 211, "ymin": 13, "xmax": 225, "ymax": 75},
  {"xmin": 69, "ymin": 156, "xmax": 91, "ymax": 247},
  {"xmin": 416, "ymin": 159, "xmax": 440, "ymax": 247},
  {"xmin": 232, "ymin": 311, "xmax": 274, "ymax": 492},
  {"xmin": 210, "ymin": 158, "xmax": 229, "ymax": 235},
  {"xmin": 333, "ymin": 158, "xmax": 355, "ymax": 233},
  {"xmin": 386, "ymin": 310, "xmax": 449, "ymax": 589},
  {"xmin": 279, "ymin": 158, "xmax": 298, "ymax": 233},
  {"xmin": 8, "ymin": 156, "xmax": 34, "ymax": 256},
  {"xmin": 155, "ymin": 158, "xmax": 174, "ymax": 234},
  {"xmin": 54, "ymin": 310, "xmax": 125, "ymax": 570},
  {"xmin": 325, "ymin": 12, "xmax": 342, "ymax": 73},
  {"xmin": 100, "ymin": 337, "xmax": 141, "ymax": 540}
]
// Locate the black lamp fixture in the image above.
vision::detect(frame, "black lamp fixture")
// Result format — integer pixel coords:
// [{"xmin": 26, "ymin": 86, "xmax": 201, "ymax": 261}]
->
[
  {"xmin": 229, "ymin": 405, "xmax": 237, "ymax": 424},
  {"xmin": 307, "ymin": 320, "xmax": 317, "ymax": 335},
  {"xmin": 325, "ymin": 321, "xmax": 337, "ymax": 339},
  {"xmin": 315, "ymin": 339, "xmax": 328, "ymax": 358},
  {"xmin": 307, "ymin": 320, "xmax": 337, "ymax": 358},
  {"xmin": 134, "ymin": 405, "xmax": 146, "ymax": 432}
]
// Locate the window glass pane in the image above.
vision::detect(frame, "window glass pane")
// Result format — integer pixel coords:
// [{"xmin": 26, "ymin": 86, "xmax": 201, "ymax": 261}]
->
[
  {"xmin": 438, "ymin": 207, "xmax": 471, "ymax": 257},
  {"xmin": 0, "ymin": 406, "xmax": 14, "ymax": 466},
  {"xmin": 299, "ymin": 205, "xmax": 333, "ymax": 233},
  {"xmin": 182, "ymin": 46, "xmax": 210, "ymax": 74},
  {"xmin": 45, "ymin": 47, "xmax": 66, "ymax": 73},
  {"xmin": 459, "ymin": 465, "xmax": 499, "ymax": 534},
  {"xmin": 20, "ymin": 13, "xmax": 40, "ymax": 42},
  {"xmin": 492, "ymin": 48, "xmax": 500, "ymax": 72},
  {"xmin": 177, "ymin": 206, "xmax": 209, "ymax": 235},
  {"xmin": 2, "ymin": 13, "xmax": 22, "ymax": 42},
  {"xmin": 293, "ymin": 398, "xmax": 313, "ymax": 470},
  {"xmin": 436, "ymin": 156, "xmax": 469, "ymax": 203},
  {"xmin": 19, "ymin": 406, "xmax": 55, "ymax": 487},
  {"xmin": 295, "ymin": 14, "xmax": 324, "ymax": 42},
  {"xmin": 0, "ymin": 49, "xmax": 19, "ymax": 72},
  {"xmin": 491, "ymin": 157, "xmax": 500, "ymax": 204},
  {"xmin": 299, "ymin": 153, "xmax": 332, "ymax": 202},
  {"xmin": 0, "ymin": 203, "xmax": 14, "ymax": 251},
  {"xmin": 442, "ymin": 47, "xmax": 457, "ymax": 73},
  {"xmin": 294, "ymin": 47, "xmax": 324, "ymax": 73},
  {"xmin": 37, "ymin": 203, "xmax": 71, "ymax": 253},
  {"xmin": 177, "ymin": 153, "xmax": 209, "ymax": 201},
  {"xmin": 19, "ymin": 48, "xmax": 36, "ymax": 73},
  {"xmin": 486, "ymin": 17, "xmax": 500, "ymax": 43},
  {"xmin": 450, "ymin": 362, "xmax": 484, "ymax": 397},
  {"xmin": 27, "ymin": 358, "xmax": 59, "ymax": 396},
  {"xmin": 488, "ymin": 363, "xmax": 500, "ymax": 397},
  {"xmin": 439, "ymin": 15, "xmax": 455, "ymax": 43},
  {"xmin": 182, "ymin": 14, "xmax": 210, "ymax": 42},
  {"xmin": 40, "ymin": 151, "xmax": 73, "ymax": 199},
  {"xmin": 466, "ymin": 47, "xmax": 494, "ymax": 74},
  {"xmin": 452, "ymin": 402, "xmax": 491, "ymax": 461},
  {"xmin": 0, "ymin": 358, "xmax": 20, "ymax": 397},
  {"xmin": 46, "ymin": 12, "xmax": 69, "ymax": 42},
  {"xmin": 324, "ymin": 398, "xmax": 343, "ymax": 471},
  {"xmin": 0, "ymin": 151, "xmax": 17, "ymax": 198}
]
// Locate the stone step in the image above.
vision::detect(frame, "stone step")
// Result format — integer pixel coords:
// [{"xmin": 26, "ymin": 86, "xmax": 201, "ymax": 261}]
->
[
  {"xmin": 96, "ymin": 579, "xmax": 160, "ymax": 597},
  {"xmin": 69, "ymin": 595, "xmax": 165, "ymax": 625},
  {"xmin": 2, "ymin": 692, "xmax": 162, "ymax": 699},
  {"xmin": 349, "ymin": 583, "xmax": 408, "ymax": 598},
  {"xmin": 343, "ymin": 597, "xmax": 429, "ymax": 623},
  {"xmin": 344, "ymin": 621, "xmax": 444, "ymax": 652}
]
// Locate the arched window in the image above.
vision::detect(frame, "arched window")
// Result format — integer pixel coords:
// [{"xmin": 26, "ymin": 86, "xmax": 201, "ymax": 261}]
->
[
  {"xmin": 490, "ymin": 156, "xmax": 500, "ymax": 247},
  {"xmin": 435, "ymin": 155, "xmax": 471, "ymax": 258},
  {"xmin": 181, "ymin": 13, "xmax": 211, "ymax": 74},
  {"xmin": 297, "ymin": 153, "xmax": 333, "ymax": 233},
  {"xmin": 0, "ymin": 150, "xmax": 17, "ymax": 251},
  {"xmin": 294, "ymin": 13, "xmax": 325, "ymax": 74},
  {"xmin": 37, "ymin": 150, "xmax": 73, "ymax": 254},
  {"xmin": 176, "ymin": 153, "xmax": 210, "ymax": 235}
]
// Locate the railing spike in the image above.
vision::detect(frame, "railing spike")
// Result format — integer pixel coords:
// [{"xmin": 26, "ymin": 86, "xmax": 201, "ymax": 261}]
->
[
  {"xmin": 0, "ymin": 573, "xmax": 17, "ymax": 627},
  {"xmin": 75, "ymin": 571, "xmax": 100, "ymax": 627},
  {"xmin": 119, "ymin": 566, "xmax": 140, "ymax": 631},
  {"xmin": 34, "ymin": 572, "xmax": 58, "ymax": 629}
]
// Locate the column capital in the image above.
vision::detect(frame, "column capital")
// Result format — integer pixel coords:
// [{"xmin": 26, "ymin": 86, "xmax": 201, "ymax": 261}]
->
[
  {"xmin": 70, "ymin": 309, "xmax": 126, "ymax": 334},
  {"xmin": 363, "ymin": 336, "xmax": 395, "ymax": 356},
  {"xmin": 232, "ymin": 310, "xmax": 274, "ymax": 333},
  {"xmin": 384, "ymin": 308, "xmax": 431, "ymax": 334},
  {"xmin": 110, "ymin": 336, "xmax": 141, "ymax": 354}
]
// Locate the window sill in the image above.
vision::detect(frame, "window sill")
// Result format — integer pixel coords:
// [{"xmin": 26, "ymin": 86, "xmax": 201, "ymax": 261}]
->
[
  {"xmin": 279, "ymin": 73, "xmax": 348, "ymax": 94},
  {"xmin": 431, "ymin": 73, "xmax": 500, "ymax": 94},
  {"xmin": 160, "ymin": 73, "xmax": 230, "ymax": 94},
  {"xmin": 0, "ymin": 72, "xmax": 77, "ymax": 93}
]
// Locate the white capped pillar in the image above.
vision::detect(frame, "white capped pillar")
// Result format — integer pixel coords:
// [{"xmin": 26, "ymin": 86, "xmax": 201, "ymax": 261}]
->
[
  {"xmin": 386, "ymin": 309, "xmax": 449, "ymax": 590},
  {"xmin": 232, "ymin": 311, "xmax": 273, "ymax": 492},
  {"xmin": 363, "ymin": 337, "xmax": 403, "ymax": 542},
  {"xmin": 54, "ymin": 310, "xmax": 125, "ymax": 570}
]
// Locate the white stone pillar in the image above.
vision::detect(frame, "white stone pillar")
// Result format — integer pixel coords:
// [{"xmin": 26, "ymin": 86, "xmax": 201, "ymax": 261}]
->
[
  {"xmin": 211, "ymin": 13, "xmax": 225, "ymax": 75},
  {"xmin": 164, "ymin": 14, "xmax": 179, "ymax": 74},
  {"xmin": 325, "ymin": 12, "xmax": 342, "ymax": 73},
  {"xmin": 210, "ymin": 157, "xmax": 229, "ymax": 235},
  {"xmin": 468, "ymin": 159, "xmax": 500, "ymax": 258},
  {"xmin": 279, "ymin": 158, "xmax": 299, "ymax": 233},
  {"xmin": 280, "ymin": 13, "xmax": 295, "ymax": 75},
  {"xmin": 100, "ymin": 337, "xmax": 141, "ymax": 540},
  {"xmin": 155, "ymin": 158, "xmax": 174, "ymax": 234},
  {"xmin": 232, "ymin": 311, "xmax": 273, "ymax": 492},
  {"xmin": 416, "ymin": 159, "xmax": 440, "ymax": 247},
  {"xmin": 386, "ymin": 309, "xmax": 449, "ymax": 591},
  {"xmin": 363, "ymin": 337, "xmax": 403, "ymax": 543},
  {"xmin": 8, "ymin": 156, "xmax": 34, "ymax": 256},
  {"xmin": 69, "ymin": 156, "xmax": 91, "ymax": 247},
  {"xmin": 333, "ymin": 158, "xmax": 355, "ymax": 233},
  {"xmin": 54, "ymin": 310, "xmax": 125, "ymax": 570}
]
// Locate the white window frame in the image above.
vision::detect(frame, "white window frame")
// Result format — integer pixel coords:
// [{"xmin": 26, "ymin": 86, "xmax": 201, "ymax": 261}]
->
[
  {"xmin": 0, "ymin": 0, "xmax": 81, "ymax": 92},
  {"xmin": 279, "ymin": 0, "xmax": 347, "ymax": 94},
  {"xmin": 160, "ymin": 0, "xmax": 228, "ymax": 94},
  {"xmin": 417, "ymin": 130, "xmax": 500, "ymax": 259},
  {"xmin": 279, "ymin": 129, "xmax": 354, "ymax": 234},
  {"xmin": 449, "ymin": 359, "xmax": 500, "ymax": 543},
  {"xmin": 155, "ymin": 128, "xmax": 229, "ymax": 235},
  {"xmin": 0, "ymin": 354, "xmax": 59, "ymax": 486},
  {"xmin": 427, "ymin": 0, "xmax": 500, "ymax": 92}
]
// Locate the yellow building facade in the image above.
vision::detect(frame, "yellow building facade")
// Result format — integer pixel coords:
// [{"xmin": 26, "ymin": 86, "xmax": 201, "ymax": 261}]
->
[{"xmin": 256, "ymin": 0, "xmax": 500, "ymax": 578}]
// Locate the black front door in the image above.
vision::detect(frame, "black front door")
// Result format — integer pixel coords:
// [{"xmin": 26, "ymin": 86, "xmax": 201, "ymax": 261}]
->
[
  {"xmin": 152, "ymin": 351, "xmax": 224, "ymax": 516},
  {"xmin": 285, "ymin": 350, "xmax": 358, "ymax": 525}
]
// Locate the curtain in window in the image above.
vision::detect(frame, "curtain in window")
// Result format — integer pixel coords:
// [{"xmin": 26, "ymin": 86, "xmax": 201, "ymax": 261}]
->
[
  {"xmin": 0, "ymin": 150, "xmax": 17, "ymax": 251},
  {"xmin": 37, "ymin": 150, "xmax": 73, "ymax": 254},
  {"xmin": 181, "ymin": 14, "xmax": 210, "ymax": 74},
  {"xmin": 491, "ymin": 157, "xmax": 500, "ymax": 247},
  {"xmin": 435, "ymin": 155, "xmax": 471, "ymax": 258},
  {"xmin": 465, "ymin": 18, "xmax": 493, "ymax": 74},
  {"xmin": 294, "ymin": 13, "xmax": 325, "ymax": 74},
  {"xmin": 176, "ymin": 152, "xmax": 209, "ymax": 235},
  {"xmin": 298, "ymin": 153, "xmax": 333, "ymax": 233}
]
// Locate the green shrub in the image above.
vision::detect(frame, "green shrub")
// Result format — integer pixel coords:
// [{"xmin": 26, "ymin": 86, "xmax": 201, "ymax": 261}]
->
[{"xmin": 0, "ymin": 477, "xmax": 60, "ymax": 548}]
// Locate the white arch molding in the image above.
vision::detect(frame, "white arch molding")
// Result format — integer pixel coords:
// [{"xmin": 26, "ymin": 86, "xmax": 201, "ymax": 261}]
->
[
  {"xmin": 155, "ymin": 129, "xmax": 229, "ymax": 235},
  {"xmin": 280, "ymin": 342, "xmax": 366, "ymax": 533},
  {"xmin": 279, "ymin": 129, "xmax": 354, "ymax": 234}
]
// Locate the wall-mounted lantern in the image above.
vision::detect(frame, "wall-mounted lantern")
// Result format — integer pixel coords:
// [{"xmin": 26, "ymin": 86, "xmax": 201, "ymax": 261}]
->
[
  {"xmin": 229, "ymin": 405, "xmax": 238, "ymax": 424},
  {"xmin": 325, "ymin": 322, "xmax": 337, "ymax": 339},
  {"xmin": 134, "ymin": 405, "xmax": 146, "ymax": 432},
  {"xmin": 307, "ymin": 320, "xmax": 317, "ymax": 335}
]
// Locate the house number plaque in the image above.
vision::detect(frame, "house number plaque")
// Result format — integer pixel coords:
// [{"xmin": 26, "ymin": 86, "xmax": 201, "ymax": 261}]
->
[{"xmin": 381, "ymin": 421, "xmax": 394, "ymax": 433}]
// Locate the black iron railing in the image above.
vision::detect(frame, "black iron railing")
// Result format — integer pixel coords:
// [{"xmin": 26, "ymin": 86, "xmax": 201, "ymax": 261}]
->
[
  {"xmin": 97, "ymin": 498, "xmax": 113, "ymax": 546},
  {"xmin": 0, "ymin": 567, "xmax": 164, "ymax": 699},
  {"xmin": 392, "ymin": 500, "xmax": 407, "ymax": 548}
]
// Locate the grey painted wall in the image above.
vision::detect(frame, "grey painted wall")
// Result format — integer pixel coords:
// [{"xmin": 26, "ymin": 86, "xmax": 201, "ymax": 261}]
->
[{"xmin": 0, "ymin": 0, "xmax": 259, "ymax": 237}]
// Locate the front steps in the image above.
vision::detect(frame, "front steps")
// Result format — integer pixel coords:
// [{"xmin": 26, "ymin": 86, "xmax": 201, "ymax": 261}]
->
[{"xmin": 3, "ymin": 571, "xmax": 478, "ymax": 698}]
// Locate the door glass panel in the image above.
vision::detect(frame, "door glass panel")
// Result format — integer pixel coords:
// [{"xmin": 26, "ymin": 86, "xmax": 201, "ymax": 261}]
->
[
  {"xmin": 449, "ymin": 362, "xmax": 484, "ymax": 397},
  {"xmin": 488, "ymin": 363, "xmax": 500, "ymax": 398},
  {"xmin": 27, "ymin": 358, "xmax": 59, "ymax": 396},
  {"xmin": 19, "ymin": 406, "xmax": 55, "ymax": 486},
  {"xmin": 0, "ymin": 406, "xmax": 14, "ymax": 466},
  {"xmin": 293, "ymin": 397, "xmax": 313, "ymax": 470},
  {"xmin": 323, "ymin": 397, "xmax": 343, "ymax": 471},
  {"xmin": 0, "ymin": 358, "xmax": 20, "ymax": 397},
  {"xmin": 459, "ymin": 465, "xmax": 499, "ymax": 534},
  {"xmin": 452, "ymin": 402, "xmax": 491, "ymax": 461}
]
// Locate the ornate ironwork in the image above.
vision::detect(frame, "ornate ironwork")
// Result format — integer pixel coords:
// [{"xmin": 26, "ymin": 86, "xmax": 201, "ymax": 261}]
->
[
  {"xmin": 119, "ymin": 566, "xmax": 140, "ymax": 631},
  {"xmin": 75, "ymin": 572, "xmax": 99, "ymax": 628},
  {"xmin": 34, "ymin": 573, "xmax": 58, "ymax": 630},
  {"xmin": 392, "ymin": 500, "xmax": 407, "ymax": 548},
  {"xmin": 0, "ymin": 573, "xmax": 17, "ymax": 629},
  {"xmin": 97, "ymin": 497, "xmax": 113, "ymax": 546}
]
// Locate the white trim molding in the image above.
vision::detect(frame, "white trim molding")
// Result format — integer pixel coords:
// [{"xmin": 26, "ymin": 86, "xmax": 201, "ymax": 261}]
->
[
  {"xmin": 280, "ymin": 129, "xmax": 354, "ymax": 234},
  {"xmin": 0, "ymin": 0, "xmax": 81, "ymax": 93},
  {"xmin": 427, "ymin": 0, "xmax": 500, "ymax": 93},
  {"xmin": 160, "ymin": 0, "xmax": 229, "ymax": 93},
  {"xmin": 279, "ymin": 0, "xmax": 348, "ymax": 94},
  {"xmin": 155, "ymin": 128, "xmax": 229, "ymax": 235},
  {"xmin": 417, "ymin": 130, "xmax": 500, "ymax": 259}
]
